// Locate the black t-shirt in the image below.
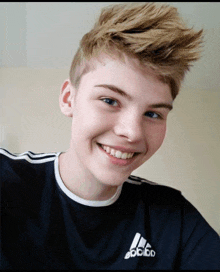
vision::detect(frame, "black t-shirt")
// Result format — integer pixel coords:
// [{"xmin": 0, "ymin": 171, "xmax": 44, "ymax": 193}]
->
[{"xmin": 1, "ymin": 148, "xmax": 220, "ymax": 270}]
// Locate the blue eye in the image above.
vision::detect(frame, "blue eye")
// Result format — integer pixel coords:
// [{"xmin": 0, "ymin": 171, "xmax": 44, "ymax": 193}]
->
[
  {"xmin": 145, "ymin": 111, "xmax": 160, "ymax": 119},
  {"xmin": 102, "ymin": 98, "xmax": 118, "ymax": 106}
]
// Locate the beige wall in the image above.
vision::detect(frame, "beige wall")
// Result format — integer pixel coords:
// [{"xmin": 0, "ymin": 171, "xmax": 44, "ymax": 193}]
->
[{"xmin": 1, "ymin": 3, "xmax": 220, "ymax": 234}]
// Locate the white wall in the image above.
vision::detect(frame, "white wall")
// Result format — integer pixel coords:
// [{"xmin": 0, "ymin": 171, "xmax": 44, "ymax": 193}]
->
[{"xmin": 0, "ymin": 2, "xmax": 220, "ymax": 234}]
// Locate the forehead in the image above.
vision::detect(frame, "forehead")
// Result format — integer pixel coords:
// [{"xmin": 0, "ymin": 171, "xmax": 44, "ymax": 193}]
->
[{"xmin": 78, "ymin": 53, "xmax": 172, "ymax": 102}]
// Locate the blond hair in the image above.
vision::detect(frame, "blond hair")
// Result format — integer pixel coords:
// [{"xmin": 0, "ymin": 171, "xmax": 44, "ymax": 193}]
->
[{"xmin": 69, "ymin": 2, "xmax": 203, "ymax": 99}]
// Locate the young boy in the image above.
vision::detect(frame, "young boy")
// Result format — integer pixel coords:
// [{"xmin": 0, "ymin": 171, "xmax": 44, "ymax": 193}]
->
[{"xmin": 1, "ymin": 2, "xmax": 220, "ymax": 270}]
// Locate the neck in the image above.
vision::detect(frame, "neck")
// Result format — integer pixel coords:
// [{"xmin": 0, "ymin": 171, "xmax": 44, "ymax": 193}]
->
[{"xmin": 58, "ymin": 151, "xmax": 118, "ymax": 201}]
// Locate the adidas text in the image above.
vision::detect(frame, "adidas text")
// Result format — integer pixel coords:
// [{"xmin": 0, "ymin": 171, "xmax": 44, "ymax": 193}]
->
[{"xmin": 124, "ymin": 247, "xmax": 156, "ymax": 259}]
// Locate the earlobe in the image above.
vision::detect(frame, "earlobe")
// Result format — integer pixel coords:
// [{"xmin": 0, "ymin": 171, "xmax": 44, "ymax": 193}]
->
[{"xmin": 59, "ymin": 79, "xmax": 75, "ymax": 117}]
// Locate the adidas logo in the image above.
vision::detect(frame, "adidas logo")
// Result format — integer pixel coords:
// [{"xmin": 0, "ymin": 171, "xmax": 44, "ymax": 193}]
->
[{"xmin": 124, "ymin": 233, "xmax": 156, "ymax": 259}]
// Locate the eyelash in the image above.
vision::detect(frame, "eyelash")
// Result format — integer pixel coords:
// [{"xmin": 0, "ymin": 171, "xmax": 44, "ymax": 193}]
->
[{"xmin": 101, "ymin": 97, "xmax": 162, "ymax": 119}]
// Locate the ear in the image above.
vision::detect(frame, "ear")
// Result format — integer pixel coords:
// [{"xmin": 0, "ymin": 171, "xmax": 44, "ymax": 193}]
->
[{"xmin": 59, "ymin": 79, "xmax": 75, "ymax": 117}]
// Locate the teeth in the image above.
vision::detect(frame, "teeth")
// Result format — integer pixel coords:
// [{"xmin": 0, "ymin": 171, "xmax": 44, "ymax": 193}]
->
[
  {"xmin": 115, "ymin": 150, "xmax": 122, "ymax": 159},
  {"xmin": 110, "ymin": 149, "xmax": 115, "ymax": 156},
  {"xmin": 121, "ymin": 153, "xmax": 127, "ymax": 159},
  {"xmin": 101, "ymin": 145, "xmax": 134, "ymax": 160}
]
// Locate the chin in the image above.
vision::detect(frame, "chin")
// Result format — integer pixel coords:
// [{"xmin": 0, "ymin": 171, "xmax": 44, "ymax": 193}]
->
[{"xmin": 95, "ymin": 171, "xmax": 131, "ymax": 187}]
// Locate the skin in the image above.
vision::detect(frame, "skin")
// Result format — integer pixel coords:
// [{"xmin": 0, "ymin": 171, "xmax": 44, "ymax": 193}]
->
[{"xmin": 59, "ymin": 54, "xmax": 173, "ymax": 201}]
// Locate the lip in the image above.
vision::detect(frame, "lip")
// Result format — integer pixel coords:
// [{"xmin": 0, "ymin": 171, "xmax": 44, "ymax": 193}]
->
[
  {"xmin": 99, "ymin": 144, "xmax": 139, "ymax": 153},
  {"xmin": 97, "ymin": 143, "xmax": 138, "ymax": 166}
]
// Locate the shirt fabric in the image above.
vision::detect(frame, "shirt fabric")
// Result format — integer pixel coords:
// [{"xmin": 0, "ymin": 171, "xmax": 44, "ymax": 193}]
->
[{"xmin": 1, "ymin": 148, "xmax": 220, "ymax": 270}]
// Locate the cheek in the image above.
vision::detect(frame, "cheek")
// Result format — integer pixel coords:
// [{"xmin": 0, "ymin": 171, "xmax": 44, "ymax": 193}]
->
[
  {"xmin": 146, "ymin": 124, "xmax": 167, "ymax": 150},
  {"xmin": 71, "ymin": 106, "xmax": 114, "ymax": 139}
]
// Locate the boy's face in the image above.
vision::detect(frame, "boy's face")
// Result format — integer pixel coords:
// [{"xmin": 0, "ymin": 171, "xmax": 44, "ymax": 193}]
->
[{"xmin": 61, "ymin": 55, "xmax": 173, "ymax": 187}]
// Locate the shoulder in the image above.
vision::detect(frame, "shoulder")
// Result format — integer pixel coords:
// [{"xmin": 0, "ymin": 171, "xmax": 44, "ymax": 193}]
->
[
  {"xmin": 126, "ymin": 174, "xmax": 183, "ymax": 206},
  {"xmin": 0, "ymin": 148, "xmax": 58, "ymax": 187}
]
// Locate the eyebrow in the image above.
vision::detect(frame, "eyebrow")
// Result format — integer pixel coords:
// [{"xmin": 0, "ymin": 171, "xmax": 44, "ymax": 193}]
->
[
  {"xmin": 94, "ymin": 84, "xmax": 173, "ymax": 111},
  {"xmin": 150, "ymin": 103, "xmax": 173, "ymax": 111},
  {"xmin": 94, "ymin": 84, "xmax": 132, "ymax": 100}
]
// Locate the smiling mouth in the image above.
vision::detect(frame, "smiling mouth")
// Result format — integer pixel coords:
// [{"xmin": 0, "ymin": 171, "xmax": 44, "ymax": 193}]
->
[{"xmin": 98, "ymin": 144, "xmax": 138, "ymax": 160}]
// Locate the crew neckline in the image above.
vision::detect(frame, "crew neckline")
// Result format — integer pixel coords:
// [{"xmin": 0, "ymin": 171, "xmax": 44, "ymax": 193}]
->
[{"xmin": 54, "ymin": 152, "xmax": 123, "ymax": 207}]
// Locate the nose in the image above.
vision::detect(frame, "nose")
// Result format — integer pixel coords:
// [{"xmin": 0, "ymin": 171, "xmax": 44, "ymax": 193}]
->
[{"xmin": 113, "ymin": 113, "xmax": 144, "ymax": 143}]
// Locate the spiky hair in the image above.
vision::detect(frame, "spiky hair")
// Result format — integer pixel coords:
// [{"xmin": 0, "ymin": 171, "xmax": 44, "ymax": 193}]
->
[{"xmin": 69, "ymin": 2, "xmax": 203, "ymax": 99}]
